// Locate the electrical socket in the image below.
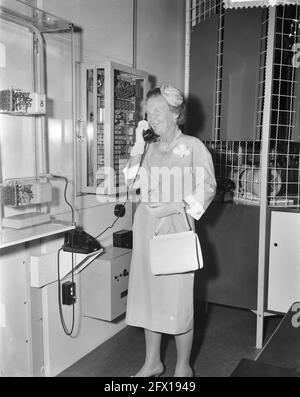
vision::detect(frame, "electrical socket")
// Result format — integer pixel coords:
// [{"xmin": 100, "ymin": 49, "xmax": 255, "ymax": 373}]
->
[{"xmin": 62, "ymin": 281, "xmax": 76, "ymax": 305}]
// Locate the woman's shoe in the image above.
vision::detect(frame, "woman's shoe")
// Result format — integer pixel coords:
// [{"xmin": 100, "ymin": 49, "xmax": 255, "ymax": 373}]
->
[{"xmin": 131, "ymin": 363, "xmax": 165, "ymax": 377}]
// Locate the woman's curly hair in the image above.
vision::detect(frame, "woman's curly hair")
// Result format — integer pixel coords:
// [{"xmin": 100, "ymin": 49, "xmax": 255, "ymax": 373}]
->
[{"xmin": 146, "ymin": 84, "xmax": 186, "ymax": 126}]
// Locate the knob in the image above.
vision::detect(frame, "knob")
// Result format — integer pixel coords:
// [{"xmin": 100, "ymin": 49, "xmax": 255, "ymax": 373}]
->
[{"xmin": 114, "ymin": 204, "xmax": 126, "ymax": 218}]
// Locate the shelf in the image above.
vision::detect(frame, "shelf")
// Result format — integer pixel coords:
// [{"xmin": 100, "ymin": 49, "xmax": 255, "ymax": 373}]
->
[
  {"xmin": 0, "ymin": 222, "xmax": 75, "ymax": 250},
  {"xmin": 0, "ymin": 3, "xmax": 75, "ymax": 245},
  {"xmin": 0, "ymin": 111, "xmax": 45, "ymax": 116},
  {"xmin": 30, "ymin": 248, "xmax": 104, "ymax": 288}
]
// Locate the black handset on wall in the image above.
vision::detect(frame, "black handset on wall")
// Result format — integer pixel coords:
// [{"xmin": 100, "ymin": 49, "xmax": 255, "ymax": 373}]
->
[{"xmin": 142, "ymin": 118, "xmax": 160, "ymax": 143}]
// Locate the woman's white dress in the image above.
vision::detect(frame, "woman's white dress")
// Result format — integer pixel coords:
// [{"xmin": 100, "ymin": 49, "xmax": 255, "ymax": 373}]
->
[{"xmin": 125, "ymin": 131, "xmax": 216, "ymax": 334}]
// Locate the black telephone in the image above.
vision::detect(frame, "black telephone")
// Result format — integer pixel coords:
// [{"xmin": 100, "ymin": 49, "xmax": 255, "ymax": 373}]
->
[
  {"xmin": 63, "ymin": 227, "xmax": 103, "ymax": 254},
  {"xmin": 142, "ymin": 121, "xmax": 160, "ymax": 143}
]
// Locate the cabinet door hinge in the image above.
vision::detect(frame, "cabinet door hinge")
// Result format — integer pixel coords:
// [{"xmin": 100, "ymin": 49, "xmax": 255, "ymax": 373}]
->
[{"xmin": 33, "ymin": 37, "xmax": 39, "ymax": 55}]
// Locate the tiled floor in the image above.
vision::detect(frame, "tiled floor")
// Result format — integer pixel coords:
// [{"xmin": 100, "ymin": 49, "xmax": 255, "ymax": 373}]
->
[{"xmin": 58, "ymin": 302, "xmax": 283, "ymax": 377}]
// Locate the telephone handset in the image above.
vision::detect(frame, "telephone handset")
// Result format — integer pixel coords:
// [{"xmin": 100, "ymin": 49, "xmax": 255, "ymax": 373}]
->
[{"xmin": 142, "ymin": 119, "xmax": 160, "ymax": 143}]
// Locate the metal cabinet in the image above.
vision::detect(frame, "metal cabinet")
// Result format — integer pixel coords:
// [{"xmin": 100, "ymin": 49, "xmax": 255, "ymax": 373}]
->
[
  {"xmin": 268, "ymin": 211, "xmax": 300, "ymax": 313},
  {"xmin": 79, "ymin": 61, "xmax": 148, "ymax": 195},
  {"xmin": 0, "ymin": 2, "xmax": 76, "ymax": 249},
  {"xmin": 81, "ymin": 247, "xmax": 132, "ymax": 321}
]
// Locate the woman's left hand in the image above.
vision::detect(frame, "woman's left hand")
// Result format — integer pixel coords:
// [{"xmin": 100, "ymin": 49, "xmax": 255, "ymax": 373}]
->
[{"xmin": 146, "ymin": 202, "xmax": 184, "ymax": 218}]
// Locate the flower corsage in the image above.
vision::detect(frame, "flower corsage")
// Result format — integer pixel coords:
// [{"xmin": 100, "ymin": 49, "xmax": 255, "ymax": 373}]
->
[{"xmin": 172, "ymin": 143, "xmax": 191, "ymax": 158}]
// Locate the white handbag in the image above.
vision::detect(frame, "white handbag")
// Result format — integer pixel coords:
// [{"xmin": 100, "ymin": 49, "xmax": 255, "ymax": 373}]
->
[{"xmin": 149, "ymin": 211, "xmax": 203, "ymax": 275}]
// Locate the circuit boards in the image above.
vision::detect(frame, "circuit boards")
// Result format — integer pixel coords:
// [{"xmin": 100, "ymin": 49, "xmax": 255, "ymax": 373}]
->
[{"xmin": 0, "ymin": 180, "xmax": 52, "ymax": 207}]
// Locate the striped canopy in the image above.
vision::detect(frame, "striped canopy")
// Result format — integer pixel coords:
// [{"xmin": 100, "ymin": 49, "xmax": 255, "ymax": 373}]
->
[{"xmin": 223, "ymin": 0, "xmax": 299, "ymax": 8}]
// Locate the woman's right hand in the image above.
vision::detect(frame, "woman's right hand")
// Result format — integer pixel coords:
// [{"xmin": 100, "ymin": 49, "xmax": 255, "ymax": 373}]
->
[
  {"xmin": 146, "ymin": 202, "xmax": 184, "ymax": 218},
  {"xmin": 130, "ymin": 120, "xmax": 149, "ymax": 156}
]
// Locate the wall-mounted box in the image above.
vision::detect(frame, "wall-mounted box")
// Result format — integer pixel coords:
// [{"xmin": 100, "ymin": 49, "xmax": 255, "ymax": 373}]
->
[
  {"xmin": 81, "ymin": 246, "xmax": 132, "ymax": 321},
  {"xmin": 268, "ymin": 211, "xmax": 300, "ymax": 313}
]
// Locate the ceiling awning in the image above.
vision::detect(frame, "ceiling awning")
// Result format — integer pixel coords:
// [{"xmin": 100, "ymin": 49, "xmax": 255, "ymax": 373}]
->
[{"xmin": 223, "ymin": 0, "xmax": 299, "ymax": 8}]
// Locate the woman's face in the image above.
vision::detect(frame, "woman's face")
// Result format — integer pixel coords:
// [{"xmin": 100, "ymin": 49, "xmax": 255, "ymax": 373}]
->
[{"xmin": 146, "ymin": 95, "xmax": 177, "ymax": 138}]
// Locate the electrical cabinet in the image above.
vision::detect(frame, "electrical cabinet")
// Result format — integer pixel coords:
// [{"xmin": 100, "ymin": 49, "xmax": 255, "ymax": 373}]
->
[
  {"xmin": 81, "ymin": 247, "xmax": 132, "ymax": 321},
  {"xmin": 0, "ymin": 1, "xmax": 76, "ymax": 249},
  {"xmin": 268, "ymin": 211, "xmax": 300, "ymax": 313},
  {"xmin": 79, "ymin": 62, "xmax": 149, "ymax": 195}
]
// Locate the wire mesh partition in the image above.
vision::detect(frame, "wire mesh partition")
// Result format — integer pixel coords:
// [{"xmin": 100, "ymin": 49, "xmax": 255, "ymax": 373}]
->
[
  {"xmin": 198, "ymin": 2, "xmax": 300, "ymax": 209},
  {"xmin": 188, "ymin": 0, "xmax": 300, "ymax": 349},
  {"xmin": 214, "ymin": 4, "xmax": 225, "ymax": 140},
  {"xmin": 268, "ymin": 4, "xmax": 300, "ymax": 207},
  {"xmin": 190, "ymin": 0, "xmax": 223, "ymax": 26},
  {"xmin": 205, "ymin": 140, "xmax": 300, "ymax": 207}
]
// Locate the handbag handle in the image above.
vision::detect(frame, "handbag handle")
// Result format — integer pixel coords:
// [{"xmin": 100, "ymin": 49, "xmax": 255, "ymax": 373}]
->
[{"xmin": 154, "ymin": 204, "xmax": 191, "ymax": 236}]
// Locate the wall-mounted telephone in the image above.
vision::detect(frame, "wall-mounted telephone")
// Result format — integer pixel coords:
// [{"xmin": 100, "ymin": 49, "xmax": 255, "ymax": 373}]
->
[{"xmin": 142, "ymin": 120, "xmax": 160, "ymax": 143}]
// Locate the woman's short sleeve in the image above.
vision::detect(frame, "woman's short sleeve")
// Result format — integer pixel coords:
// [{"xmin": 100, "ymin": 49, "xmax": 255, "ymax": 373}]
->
[{"xmin": 184, "ymin": 138, "xmax": 216, "ymax": 220}]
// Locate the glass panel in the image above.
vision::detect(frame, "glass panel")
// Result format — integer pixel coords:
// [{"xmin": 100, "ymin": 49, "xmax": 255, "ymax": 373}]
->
[
  {"xmin": 96, "ymin": 68, "xmax": 105, "ymax": 186},
  {"xmin": 113, "ymin": 69, "xmax": 144, "ymax": 188},
  {"xmin": 0, "ymin": 1, "xmax": 75, "ymax": 248},
  {"xmin": 0, "ymin": 0, "xmax": 71, "ymax": 33},
  {"xmin": 45, "ymin": 29, "xmax": 75, "ymax": 218},
  {"xmin": 86, "ymin": 68, "xmax": 94, "ymax": 187}
]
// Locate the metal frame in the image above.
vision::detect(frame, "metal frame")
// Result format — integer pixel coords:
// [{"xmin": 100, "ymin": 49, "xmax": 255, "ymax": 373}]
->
[
  {"xmin": 0, "ymin": 7, "xmax": 46, "ymax": 178},
  {"xmin": 185, "ymin": 0, "xmax": 191, "ymax": 97},
  {"xmin": 80, "ymin": 61, "xmax": 149, "ymax": 195},
  {"xmin": 256, "ymin": 6, "xmax": 276, "ymax": 348},
  {"xmin": 0, "ymin": 4, "xmax": 76, "ymax": 247},
  {"xmin": 185, "ymin": 3, "xmax": 279, "ymax": 349}
]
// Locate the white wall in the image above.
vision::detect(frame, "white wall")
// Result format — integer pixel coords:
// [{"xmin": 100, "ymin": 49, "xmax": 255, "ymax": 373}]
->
[
  {"xmin": 39, "ymin": 0, "xmax": 133, "ymax": 65},
  {"xmin": 0, "ymin": 246, "xmax": 32, "ymax": 377},
  {"xmin": 137, "ymin": 0, "xmax": 186, "ymax": 90},
  {"xmin": 39, "ymin": 0, "xmax": 185, "ymax": 88}
]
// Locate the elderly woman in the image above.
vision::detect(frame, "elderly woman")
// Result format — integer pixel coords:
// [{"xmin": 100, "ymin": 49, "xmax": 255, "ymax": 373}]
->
[{"xmin": 124, "ymin": 85, "xmax": 216, "ymax": 377}]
